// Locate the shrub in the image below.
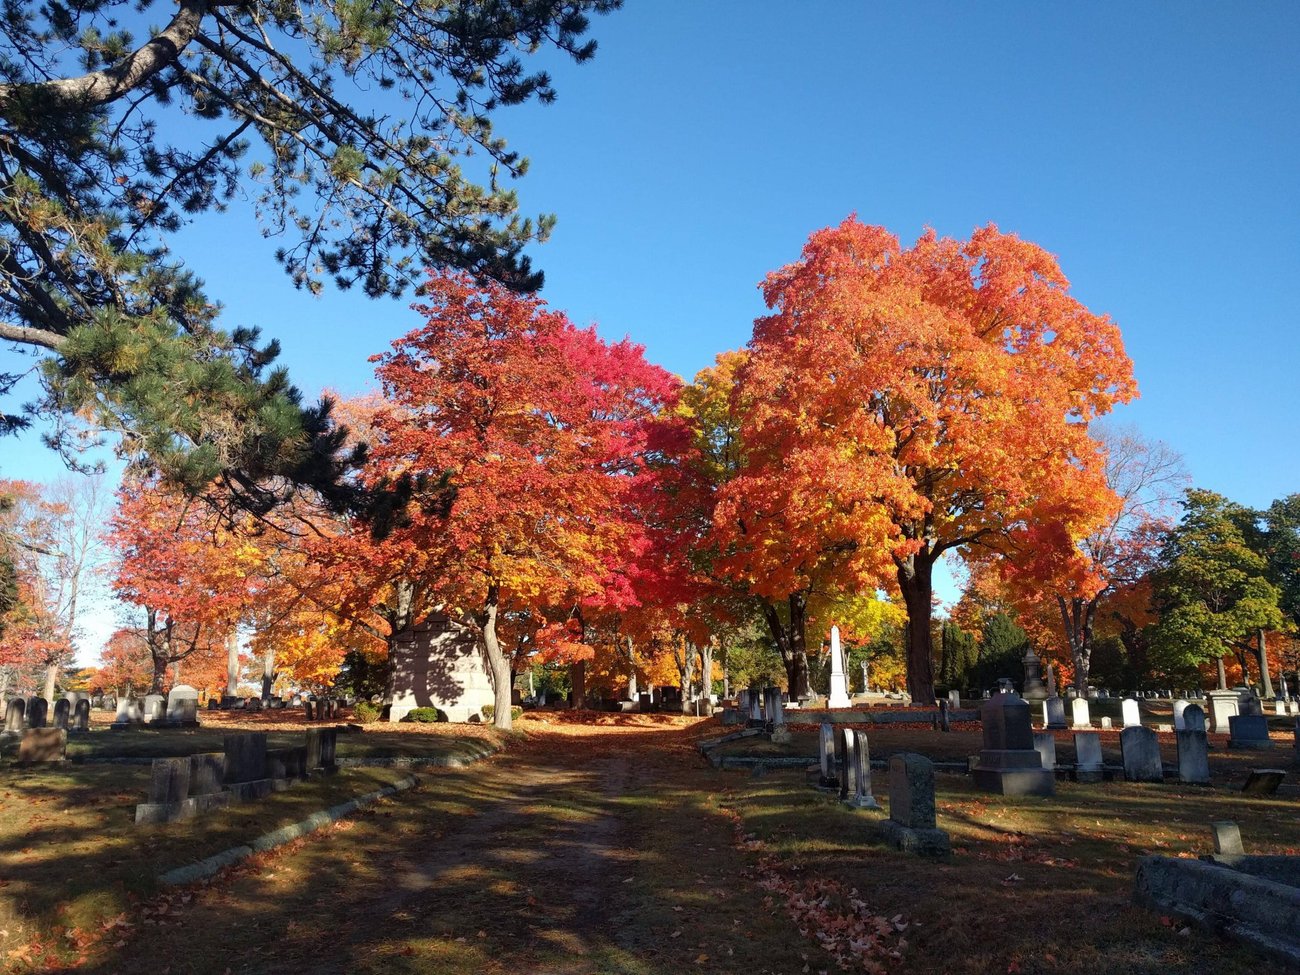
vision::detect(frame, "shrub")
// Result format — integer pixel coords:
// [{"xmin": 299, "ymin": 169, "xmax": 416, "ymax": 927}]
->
[
  {"xmin": 400, "ymin": 707, "xmax": 446, "ymax": 723},
  {"xmin": 481, "ymin": 705, "xmax": 523, "ymax": 722},
  {"xmin": 352, "ymin": 701, "xmax": 381, "ymax": 724}
]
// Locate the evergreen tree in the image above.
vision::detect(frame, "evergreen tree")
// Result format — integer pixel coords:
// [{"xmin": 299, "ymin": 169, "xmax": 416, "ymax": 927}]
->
[
  {"xmin": 1149, "ymin": 488, "xmax": 1283, "ymax": 689},
  {"xmin": 0, "ymin": 0, "xmax": 617, "ymax": 508}
]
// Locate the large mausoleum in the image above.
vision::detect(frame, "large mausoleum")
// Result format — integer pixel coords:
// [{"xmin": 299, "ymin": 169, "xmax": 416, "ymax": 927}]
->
[{"xmin": 387, "ymin": 614, "xmax": 495, "ymax": 723}]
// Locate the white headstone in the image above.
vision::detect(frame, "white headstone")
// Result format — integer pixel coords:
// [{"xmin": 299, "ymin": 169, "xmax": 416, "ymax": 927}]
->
[
  {"xmin": 827, "ymin": 625, "xmax": 852, "ymax": 709},
  {"xmin": 166, "ymin": 684, "xmax": 199, "ymax": 722},
  {"xmin": 1173, "ymin": 699, "xmax": 1190, "ymax": 731},
  {"xmin": 1100, "ymin": 716, "xmax": 1113, "ymax": 729},
  {"xmin": 1121, "ymin": 698, "xmax": 1141, "ymax": 728},
  {"xmin": 1071, "ymin": 698, "xmax": 1091, "ymax": 729}
]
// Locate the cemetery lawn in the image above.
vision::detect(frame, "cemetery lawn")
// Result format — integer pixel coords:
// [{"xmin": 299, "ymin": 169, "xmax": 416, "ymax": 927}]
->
[{"xmin": 3, "ymin": 714, "xmax": 1297, "ymax": 974}]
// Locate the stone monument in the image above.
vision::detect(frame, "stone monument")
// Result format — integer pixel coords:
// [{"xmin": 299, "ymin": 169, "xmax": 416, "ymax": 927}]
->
[
  {"xmin": 827, "ymin": 625, "xmax": 852, "ymax": 709},
  {"xmin": 972, "ymin": 693, "xmax": 1055, "ymax": 796},
  {"xmin": 879, "ymin": 754, "xmax": 950, "ymax": 856},
  {"xmin": 1021, "ymin": 647, "xmax": 1048, "ymax": 701}
]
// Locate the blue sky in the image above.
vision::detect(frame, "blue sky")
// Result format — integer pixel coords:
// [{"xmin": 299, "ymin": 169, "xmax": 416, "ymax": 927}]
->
[{"xmin": 5, "ymin": 1, "xmax": 1299, "ymax": 655}]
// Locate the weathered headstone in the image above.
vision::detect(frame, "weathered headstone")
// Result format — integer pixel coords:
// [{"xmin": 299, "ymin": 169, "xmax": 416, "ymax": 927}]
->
[
  {"xmin": 1071, "ymin": 697, "xmax": 1091, "ymax": 730},
  {"xmin": 879, "ymin": 753, "xmax": 950, "ymax": 856},
  {"xmin": 1184, "ymin": 704, "xmax": 1207, "ymax": 734},
  {"xmin": 972, "ymin": 693, "xmax": 1054, "ymax": 796},
  {"xmin": 1100, "ymin": 716, "xmax": 1113, "ymax": 730},
  {"xmin": 1212, "ymin": 821, "xmax": 1243, "ymax": 855},
  {"xmin": 149, "ymin": 757, "xmax": 191, "ymax": 803},
  {"xmin": 747, "ymin": 689, "xmax": 762, "ymax": 724},
  {"xmin": 1206, "ymin": 689, "xmax": 1240, "ymax": 734},
  {"xmin": 223, "ymin": 733, "xmax": 270, "ymax": 800},
  {"xmin": 847, "ymin": 729, "xmax": 879, "ymax": 809},
  {"xmin": 817, "ymin": 722, "xmax": 837, "ymax": 789},
  {"xmin": 142, "ymin": 694, "xmax": 165, "ymax": 724},
  {"xmin": 1227, "ymin": 714, "xmax": 1273, "ymax": 750},
  {"xmin": 72, "ymin": 698, "xmax": 90, "ymax": 732},
  {"xmin": 52, "ymin": 698, "xmax": 70, "ymax": 730},
  {"xmin": 948, "ymin": 689, "xmax": 961, "ymax": 710},
  {"xmin": 1073, "ymin": 731, "xmax": 1104, "ymax": 783},
  {"xmin": 319, "ymin": 727, "xmax": 338, "ymax": 771},
  {"xmin": 838, "ymin": 728, "xmax": 860, "ymax": 803},
  {"xmin": 1043, "ymin": 696, "xmax": 1067, "ymax": 730},
  {"xmin": 4, "ymin": 697, "xmax": 24, "ymax": 732},
  {"xmin": 1173, "ymin": 699, "xmax": 1190, "ymax": 731},
  {"xmin": 166, "ymin": 684, "xmax": 200, "ymax": 725},
  {"xmin": 1033, "ymin": 731, "xmax": 1057, "ymax": 770},
  {"xmin": 1121, "ymin": 698, "xmax": 1141, "ymax": 728},
  {"xmin": 18, "ymin": 727, "xmax": 66, "ymax": 763},
  {"xmin": 1241, "ymin": 769, "xmax": 1286, "ymax": 795},
  {"xmin": 1021, "ymin": 647, "xmax": 1047, "ymax": 701},
  {"xmin": 1120, "ymin": 726, "xmax": 1163, "ymax": 782},
  {"xmin": 1176, "ymin": 726, "xmax": 1211, "ymax": 785},
  {"xmin": 27, "ymin": 697, "xmax": 48, "ymax": 729},
  {"xmin": 189, "ymin": 753, "xmax": 225, "ymax": 794}
]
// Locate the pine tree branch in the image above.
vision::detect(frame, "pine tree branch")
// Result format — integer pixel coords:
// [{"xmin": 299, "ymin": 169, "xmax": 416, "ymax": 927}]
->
[{"xmin": 0, "ymin": 321, "xmax": 65, "ymax": 351}]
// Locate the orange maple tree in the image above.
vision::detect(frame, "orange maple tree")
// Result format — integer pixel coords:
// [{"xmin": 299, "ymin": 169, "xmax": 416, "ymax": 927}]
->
[
  {"xmin": 366, "ymin": 271, "xmax": 682, "ymax": 728},
  {"xmin": 715, "ymin": 218, "xmax": 1136, "ymax": 702}
]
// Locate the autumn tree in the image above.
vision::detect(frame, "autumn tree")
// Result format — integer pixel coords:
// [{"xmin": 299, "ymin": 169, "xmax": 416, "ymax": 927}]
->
[
  {"xmin": 1149, "ymin": 488, "xmax": 1284, "ymax": 690},
  {"xmin": 0, "ymin": 0, "xmax": 615, "ymax": 505},
  {"xmin": 717, "ymin": 218, "xmax": 1136, "ymax": 703},
  {"xmin": 367, "ymin": 271, "xmax": 680, "ymax": 729}
]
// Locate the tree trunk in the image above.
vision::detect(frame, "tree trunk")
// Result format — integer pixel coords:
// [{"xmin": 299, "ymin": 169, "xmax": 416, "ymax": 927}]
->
[
  {"xmin": 226, "ymin": 629, "xmax": 239, "ymax": 697},
  {"xmin": 678, "ymin": 641, "xmax": 696, "ymax": 714},
  {"xmin": 571, "ymin": 660, "xmax": 586, "ymax": 710},
  {"xmin": 480, "ymin": 584, "xmax": 513, "ymax": 730},
  {"xmin": 42, "ymin": 662, "xmax": 59, "ymax": 702},
  {"xmin": 261, "ymin": 644, "xmax": 275, "ymax": 703},
  {"xmin": 1258, "ymin": 629, "xmax": 1275, "ymax": 698},
  {"xmin": 897, "ymin": 553, "xmax": 936, "ymax": 704},
  {"xmin": 761, "ymin": 594, "xmax": 811, "ymax": 698},
  {"xmin": 1217, "ymin": 655, "xmax": 1228, "ymax": 690},
  {"xmin": 699, "ymin": 642, "xmax": 714, "ymax": 708}
]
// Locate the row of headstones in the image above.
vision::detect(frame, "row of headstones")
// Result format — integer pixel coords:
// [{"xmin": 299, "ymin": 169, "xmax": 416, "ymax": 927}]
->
[
  {"xmin": 1031, "ymin": 705, "xmax": 1213, "ymax": 785},
  {"xmin": 304, "ymin": 699, "xmax": 342, "ymax": 721},
  {"xmin": 112, "ymin": 685, "xmax": 201, "ymax": 727},
  {"xmin": 815, "ymin": 723, "xmax": 950, "ymax": 855},
  {"xmin": 737, "ymin": 686, "xmax": 789, "ymax": 726},
  {"xmin": 4, "ymin": 696, "xmax": 91, "ymax": 733},
  {"xmin": 136, "ymin": 729, "xmax": 339, "ymax": 824}
]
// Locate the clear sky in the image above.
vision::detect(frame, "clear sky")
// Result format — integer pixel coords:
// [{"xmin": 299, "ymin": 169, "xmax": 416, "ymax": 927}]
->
[{"xmin": 5, "ymin": 1, "xmax": 1299, "ymax": 658}]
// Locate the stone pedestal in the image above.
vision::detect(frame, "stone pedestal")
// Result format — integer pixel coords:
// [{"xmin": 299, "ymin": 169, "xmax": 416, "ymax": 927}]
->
[
  {"xmin": 972, "ymin": 694, "xmax": 1055, "ymax": 796},
  {"xmin": 1206, "ymin": 690, "xmax": 1240, "ymax": 734},
  {"xmin": 1021, "ymin": 648, "xmax": 1047, "ymax": 701}
]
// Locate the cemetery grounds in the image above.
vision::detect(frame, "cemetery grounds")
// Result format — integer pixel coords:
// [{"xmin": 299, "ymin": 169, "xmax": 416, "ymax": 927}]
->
[{"xmin": 1, "ymin": 707, "xmax": 1298, "ymax": 974}]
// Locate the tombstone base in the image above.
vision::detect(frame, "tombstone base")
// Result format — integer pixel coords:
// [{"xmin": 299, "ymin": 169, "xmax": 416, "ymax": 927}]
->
[
  {"xmin": 879, "ymin": 819, "xmax": 950, "ymax": 856},
  {"xmin": 135, "ymin": 793, "xmax": 231, "ymax": 825},
  {"xmin": 972, "ymin": 765, "xmax": 1056, "ymax": 796},
  {"xmin": 225, "ymin": 779, "xmax": 275, "ymax": 802},
  {"xmin": 1228, "ymin": 738, "xmax": 1275, "ymax": 750},
  {"xmin": 844, "ymin": 794, "xmax": 882, "ymax": 810},
  {"xmin": 1073, "ymin": 767, "xmax": 1104, "ymax": 784}
]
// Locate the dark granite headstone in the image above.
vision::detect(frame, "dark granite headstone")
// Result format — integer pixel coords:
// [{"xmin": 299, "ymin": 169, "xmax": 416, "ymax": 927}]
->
[
  {"xmin": 972, "ymin": 693, "xmax": 1054, "ymax": 796},
  {"xmin": 149, "ymin": 757, "xmax": 191, "ymax": 803},
  {"xmin": 1120, "ymin": 726, "xmax": 1163, "ymax": 782},
  {"xmin": 27, "ymin": 697, "xmax": 48, "ymax": 729},
  {"xmin": 73, "ymin": 699, "xmax": 90, "ymax": 732},
  {"xmin": 223, "ymin": 733, "xmax": 268, "ymax": 783}
]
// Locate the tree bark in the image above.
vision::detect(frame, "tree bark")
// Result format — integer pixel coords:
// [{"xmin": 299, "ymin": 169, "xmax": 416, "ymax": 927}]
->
[
  {"xmin": 42, "ymin": 662, "xmax": 58, "ymax": 702},
  {"xmin": 625, "ymin": 636, "xmax": 638, "ymax": 701},
  {"xmin": 761, "ymin": 594, "xmax": 811, "ymax": 698},
  {"xmin": 480, "ymin": 584, "xmax": 513, "ymax": 730},
  {"xmin": 897, "ymin": 553, "xmax": 936, "ymax": 704},
  {"xmin": 1217, "ymin": 655, "xmax": 1228, "ymax": 691},
  {"xmin": 261, "ymin": 644, "xmax": 275, "ymax": 703},
  {"xmin": 1058, "ymin": 594, "xmax": 1098, "ymax": 695},
  {"xmin": 1257, "ymin": 628, "xmax": 1275, "ymax": 698},
  {"xmin": 698, "ymin": 642, "xmax": 714, "ymax": 709}
]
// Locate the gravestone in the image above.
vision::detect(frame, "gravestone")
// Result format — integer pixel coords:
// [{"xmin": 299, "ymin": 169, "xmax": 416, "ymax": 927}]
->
[
  {"xmin": 149, "ymin": 757, "xmax": 191, "ymax": 803},
  {"xmin": 1071, "ymin": 698, "xmax": 1091, "ymax": 730},
  {"xmin": 1241, "ymin": 769, "xmax": 1286, "ymax": 796},
  {"xmin": 972, "ymin": 693, "xmax": 1054, "ymax": 796},
  {"xmin": 1227, "ymin": 714, "xmax": 1272, "ymax": 750},
  {"xmin": 1121, "ymin": 698, "xmax": 1141, "ymax": 728},
  {"xmin": 1021, "ymin": 647, "xmax": 1048, "ymax": 701},
  {"xmin": 136, "ymin": 756, "xmax": 230, "ymax": 824},
  {"xmin": 1276, "ymin": 699, "xmax": 1289, "ymax": 717},
  {"xmin": 1176, "ymin": 725, "xmax": 1211, "ymax": 785},
  {"xmin": 827, "ymin": 625, "xmax": 852, "ymax": 708},
  {"xmin": 166, "ymin": 685, "xmax": 200, "ymax": 725},
  {"xmin": 1043, "ymin": 696, "xmax": 1067, "ymax": 730},
  {"xmin": 1183, "ymin": 704, "xmax": 1207, "ymax": 734},
  {"xmin": 1120, "ymin": 726, "xmax": 1163, "ymax": 782},
  {"xmin": 319, "ymin": 726, "xmax": 338, "ymax": 771},
  {"xmin": 72, "ymin": 698, "xmax": 90, "ymax": 732},
  {"xmin": 817, "ymin": 722, "xmax": 838, "ymax": 789},
  {"xmin": 389, "ymin": 613, "xmax": 495, "ymax": 722},
  {"xmin": 1100, "ymin": 716, "xmax": 1113, "ymax": 730},
  {"xmin": 1073, "ymin": 731, "xmax": 1104, "ymax": 783},
  {"xmin": 18, "ymin": 727, "xmax": 66, "ymax": 763},
  {"xmin": 1173, "ymin": 699, "xmax": 1190, "ymax": 731},
  {"xmin": 847, "ymin": 730, "xmax": 880, "ymax": 809},
  {"xmin": 1238, "ymin": 688, "xmax": 1264, "ymax": 716},
  {"xmin": 189, "ymin": 753, "xmax": 225, "ymax": 794},
  {"xmin": 838, "ymin": 728, "xmax": 861, "ymax": 803},
  {"xmin": 27, "ymin": 697, "xmax": 48, "ymax": 729},
  {"xmin": 223, "ymin": 733, "xmax": 271, "ymax": 801},
  {"xmin": 1206, "ymin": 690, "xmax": 1240, "ymax": 734},
  {"xmin": 1211, "ymin": 821, "xmax": 1244, "ymax": 856},
  {"xmin": 1033, "ymin": 731, "xmax": 1057, "ymax": 770},
  {"xmin": 142, "ymin": 694, "xmax": 165, "ymax": 724},
  {"xmin": 879, "ymin": 754, "xmax": 950, "ymax": 856},
  {"xmin": 948, "ymin": 690, "xmax": 961, "ymax": 709},
  {"xmin": 4, "ymin": 698, "xmax": 24, "ymax": 732},
  {"xmin": 52, "ymin": 699, "xmax": 70, "ymax": 730},
  {"xmin": 747, "ymin": 689, "xmax": 762, "ymax": 724}
]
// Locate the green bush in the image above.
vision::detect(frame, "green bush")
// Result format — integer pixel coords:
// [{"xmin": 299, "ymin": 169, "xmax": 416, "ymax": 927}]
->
[
  {"xmin": 400, "ymin": 707, "xmax": 446, "ymax": 723},
  {"xmin": 481, "ymin": 705, "xmax": 523, "ymax": 722},
  {"xmin": 352, "ymin": 701, "xmax": 381, "ymax": 724}
]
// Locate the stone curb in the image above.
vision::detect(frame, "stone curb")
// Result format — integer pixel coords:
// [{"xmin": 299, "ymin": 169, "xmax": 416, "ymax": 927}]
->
[
  {"xmin": 74, "ymin": 739, "xmax": 501, "ymax": 767},
  {"xmin": 158, "ymin": 775, "xmax": 418, "ymax": 886}
]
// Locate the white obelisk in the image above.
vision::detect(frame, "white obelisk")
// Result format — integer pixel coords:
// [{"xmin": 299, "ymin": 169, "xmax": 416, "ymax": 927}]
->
[{"xmin": 828, "ymin": 625, "xmax": 852, "ymax": 708}]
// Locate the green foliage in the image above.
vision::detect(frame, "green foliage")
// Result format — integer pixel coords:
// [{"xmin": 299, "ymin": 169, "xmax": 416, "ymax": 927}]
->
[
  {"xmin": 401, "ymin": 707, "xmax": 447, "ymax": 723},
  {"xmin": 938, "ymin": 621, "xmax": 977, "ymax": 690},
  {"xmin": 333, "ymin": 650, "xmax": 390, "ymax": 702},
  {"xmin": 0, "ymin": 0, "xmax": 618, "ymax": 505},
  {"xmin": 963, "ymin": 613, "xmax": 1031, "ymax": 693},
  {"xmin": 352, "ymin": 700, "xmax": 381, "ymax": 724},
  {"xmin": 481, "ymin": 705, "xmax": 522, "ymax": 722},
  {"xmin": 719, "ymin": 621, "xmax": 786, "ymax": 692},
  {"xmin": 1149, "ymin": 488, "xmax": 1284, "ymax": 671},
  {"xmin": 1259, "ymin": 494, "xmax": 1300, "ymax": 632}
]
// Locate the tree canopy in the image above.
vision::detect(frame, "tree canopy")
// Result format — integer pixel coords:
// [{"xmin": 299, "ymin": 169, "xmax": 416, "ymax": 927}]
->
[{"xmin": 0, "ymin": 0, "xmax": 616, "ymax": 505}]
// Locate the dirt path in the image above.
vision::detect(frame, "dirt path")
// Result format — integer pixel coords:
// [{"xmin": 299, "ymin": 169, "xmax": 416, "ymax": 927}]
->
[{"xmin": 78, "ymin": 722, "xmax": 838, "ymax": 975}]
